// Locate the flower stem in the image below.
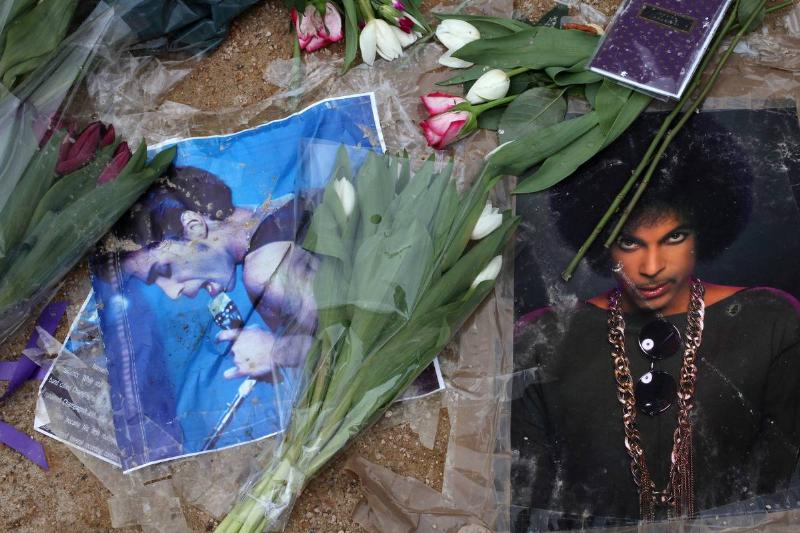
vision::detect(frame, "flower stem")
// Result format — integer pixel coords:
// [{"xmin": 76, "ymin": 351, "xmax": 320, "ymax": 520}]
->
[
  {"xmin": 506, "ymin": 66, "xmax": 531, "ymax": 78},
  {"xmin": 471, "ymin": 94, "xmax": 518, "ymax": 114},
  {"xmin": 603, "ymin": 0, "xmax": 766, "ymax": 247},
  {"xmin": 559, "ymin": 0, "xmax": 754, "ymax": 282},
  {"xmin": 357, "ymin": 0, "xmax": 375, "ymax": 20}
]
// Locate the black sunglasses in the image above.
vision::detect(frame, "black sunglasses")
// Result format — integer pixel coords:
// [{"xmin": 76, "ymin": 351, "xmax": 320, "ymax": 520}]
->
[{"xmin": 634, "ymin": 319, "xmax": 682, "ymax": 416}]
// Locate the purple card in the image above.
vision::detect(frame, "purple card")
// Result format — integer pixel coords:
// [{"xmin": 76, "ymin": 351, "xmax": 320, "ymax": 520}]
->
[{"xmin": 588, "ymin": 0, "xmax": 733, "ymax": 99}]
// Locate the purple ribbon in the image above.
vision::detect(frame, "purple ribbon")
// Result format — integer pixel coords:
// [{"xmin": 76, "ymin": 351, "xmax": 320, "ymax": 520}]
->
[{"xmin": 0, "ymin": 301, "xmax": 68, "ymax": 469}]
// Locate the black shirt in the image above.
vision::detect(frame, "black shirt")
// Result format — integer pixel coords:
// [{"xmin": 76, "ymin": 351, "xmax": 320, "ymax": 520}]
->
[{"xmin": 512, "ymin": 287, "xmax": 800, "ymax": 530}]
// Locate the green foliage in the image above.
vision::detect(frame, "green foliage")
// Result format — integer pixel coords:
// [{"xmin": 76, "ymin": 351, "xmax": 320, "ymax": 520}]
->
[
  {"xmin": 0, "ymin": 145, "xmax": 176, "ymax": 309},
  {"xmin": 498, "ymin": 86, "xmax": 567, "ymax": 144},
  {"xmin": 0, "ymin": 0, "xmax": 78, "ymax": 89}
]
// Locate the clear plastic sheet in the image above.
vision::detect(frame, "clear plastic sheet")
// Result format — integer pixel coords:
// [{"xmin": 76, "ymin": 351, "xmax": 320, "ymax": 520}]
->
[{"xmin": 31, "ymin": 2, "xmax": 800, "ymax": 532}]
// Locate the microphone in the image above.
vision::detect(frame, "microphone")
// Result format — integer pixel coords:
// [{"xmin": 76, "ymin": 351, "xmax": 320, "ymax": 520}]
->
[
  {"xmin": 208, "ymin": 293, "xmax": 244, "ymax": 331},
  {"xmin": 202, "ymin": 293, "xmax": 254, "ymax": 451}
]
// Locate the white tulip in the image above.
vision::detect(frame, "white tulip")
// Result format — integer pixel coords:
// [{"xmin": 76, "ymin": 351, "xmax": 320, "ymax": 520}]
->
[
  {"xmin": 438, "ymin": 49, "xmax": 473, "ymax": 69},
  {"xmin": 470, "ymin": 202, "xmax": 503, "ymax": 240},
  {"xmin": 333, "ymin": 177, "xmax": 356, "ymax": 217},
  {"xmin": 435, "ymin": 19, "xmax": 480, "ymax": 51},
  {"xmin": 391, "ymin": 26, "xmax": 420, "ymax": 48},
  {"xmin": 360, "ymin": 19, "xmax": 403, "ymax": 65},
  {"xmin": 466, "ymin": 69, "xmax": 510, "ymax": 104},
  {"xmin": 471, "ymin": 255, "xmax": 503, "ymax": 289}
]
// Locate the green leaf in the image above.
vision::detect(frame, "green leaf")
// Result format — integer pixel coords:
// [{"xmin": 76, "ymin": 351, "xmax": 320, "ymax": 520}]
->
[
  {"xmin": 28, "ymin": 141, "xmax": 121, "ymax": 231},
  {"xmin": 340, "ymin": 0, "xmax": 359, "ymax": 73},
  {"xmin": 354, "ymin": 151, "xmax": 394, "ymax": 243},
  {"xmin": 349, "ymin": 218, "xmax": 433, "ymax": 316},
  {"xmin": 433, "ymin": 13, "xmax": 531, "ymax": 38},
  {"xmin": 436, "ymin": 65, "xmax": 493, "ymax": 87},
  {"xmin": 417, "ymin": 213, "xmax": 518, "ymax": 316},
  {"xmin": 595, "ymin": 79, "xmax": 632, "ymax": 135},
  {"xmin": 738, "ymin": 0, "xmax": 765, "ymax": 33},
  {"xmin": 477, "ymin": 106, "xmax": 504, "ymax": 130},
  {"xmin": 514, "ymin": 90, "xmax": 650, "ymax": 193},
  {"xmin": 454, "ymin": 27, "xmax": 599, "ymax": 70},
  {"xmin": 396, "ymin": 150, "xmax": 410, "ymax": 194},
  {"xmin": 0, "ymin": 130, "xmax": 64, "ymax": 257},
  {"xmin": 0, "ymin": 0, "xmax": 77, "ymax": 88},
  {"xmin": 403, "ymin": 0, "xmax": 431, "ymax": 34},
  {"xmin": 584, "ymin": 81, "xmax": 602, "ymax": 108},
  {"xmin": 498, "ymin": 86, "xmax": 567, "ymax": 144},
  {"xmin": 486, "ymin": 111, "xmax": 599, "ymax": 176},
  {"xmin": 544, "ymin": 59, "xmax": 603, "ymax": 86}
]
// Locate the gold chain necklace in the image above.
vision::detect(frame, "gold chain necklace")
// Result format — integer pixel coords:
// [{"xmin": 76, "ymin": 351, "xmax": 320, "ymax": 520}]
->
[{"xmin": 607, "ymin": 278, "xmax": 705, "ymax": 521}]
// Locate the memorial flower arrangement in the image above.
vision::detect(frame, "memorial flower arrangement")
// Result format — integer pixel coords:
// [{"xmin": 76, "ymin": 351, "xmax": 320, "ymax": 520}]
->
[{"xmin": 215, "ymin": 147, "xmax": 517, "ymax": 532}]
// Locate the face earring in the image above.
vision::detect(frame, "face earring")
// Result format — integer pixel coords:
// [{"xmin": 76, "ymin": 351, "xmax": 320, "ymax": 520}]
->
[{"xmin": 612, "ymin": 262, "xmax": 623, "ymax": 273}]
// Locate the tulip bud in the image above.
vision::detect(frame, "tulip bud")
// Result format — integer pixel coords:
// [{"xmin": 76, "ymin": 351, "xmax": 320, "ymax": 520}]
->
[
  {"xmin": 470, "ymin": 202, "xmax": 503, "ymax": 240},
  {"xmin": 100, "ymin": 124, "xmax": 115, "ymax": 148},
  {"xmin": 97, "ymin": 142, "xmax": 132, "ymax": 185},
  {"xmin": 56, "ymin": 122, "xmax": 104, "ymax": 175},
  {"xmin": 420, "ymin": 92, "xmax": 466, "ymax": 115},
  {"xmin": 333, "ymin": 177, "xmax": 356, "ymax": 218},
  {"xmin": 435, "ymin": 19, "xmax": 480, "ymax": 51},
  {"xmin": 420, "ymin": 109, "xmax": 476, "ymax": 150},
  {"xmin": 471, "ymin": 255, "xmax": 503, "ymax": 289},
  {"xmin": 466, "ymin": 69, "xmax": 510, "ymax": 104}
]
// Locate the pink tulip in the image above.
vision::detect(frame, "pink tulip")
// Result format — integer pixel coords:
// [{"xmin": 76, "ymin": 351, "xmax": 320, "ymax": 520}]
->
[
  {"xmin": 97, "ymin": 142, "xmax": 132, "ymax": 185},
  {"xmin": 420, "ymin": 110, "xmax": 474, "ymax": 150},
  {"xmin": 420, "ymin": 92, "xmax": 466, "ymax": 115},
  {"xmin": 292, "ymin": 2, "xmax": 343, "ymax": 53}
]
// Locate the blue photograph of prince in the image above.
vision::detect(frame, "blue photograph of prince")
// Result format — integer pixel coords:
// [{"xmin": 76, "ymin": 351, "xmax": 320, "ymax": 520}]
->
[{"xmin": 88, "ymin": 95, "xmax": 417, "ymax": 470}]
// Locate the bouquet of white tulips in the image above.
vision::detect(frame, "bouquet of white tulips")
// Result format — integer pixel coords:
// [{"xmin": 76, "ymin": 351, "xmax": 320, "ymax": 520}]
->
[{"xmin": 215, "ymin": 147, "xmax": 517, "ymax": 532}]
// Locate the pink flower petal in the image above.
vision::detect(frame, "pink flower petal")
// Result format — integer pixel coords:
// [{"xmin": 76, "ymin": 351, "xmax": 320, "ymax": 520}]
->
[
  {"xmin": 420, "ymin": 111, "xmax": 469, "ymax": 149},
  {"xmin": 323, "ymin": 2, "xmax": 343, "ymax": 42},
  {"xmin": 420, "ymin": 92, "xmax": 466, "ymax": 115}
]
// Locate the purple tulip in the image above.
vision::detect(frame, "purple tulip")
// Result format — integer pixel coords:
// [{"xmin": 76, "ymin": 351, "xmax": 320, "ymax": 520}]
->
[
  {"xmin": 56, "ymin": 121, "xmax": 116, "ymax": 176},
  {"xmin": 97, "ymin": 142, "xmax": 132, "ymax": 185}
]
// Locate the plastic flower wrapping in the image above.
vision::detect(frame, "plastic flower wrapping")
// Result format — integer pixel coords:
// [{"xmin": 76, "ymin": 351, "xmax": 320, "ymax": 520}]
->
[
  {"xmin": 209, "ymin": 144, "xmax": 517, "ymax": 532},
  {"xmin": 0, "ymin": 1, "xmax": 199, "ymax": 343}
]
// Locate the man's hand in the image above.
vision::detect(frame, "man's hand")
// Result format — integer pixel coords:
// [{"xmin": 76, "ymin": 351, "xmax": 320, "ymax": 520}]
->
[{"xmin": 215, "ymin": 327, "xmax": 311, "ymax": 380}]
